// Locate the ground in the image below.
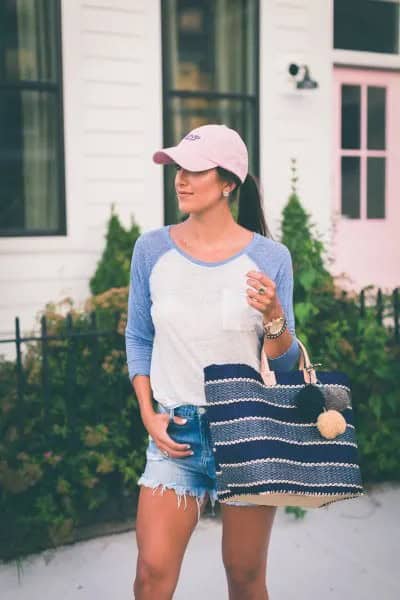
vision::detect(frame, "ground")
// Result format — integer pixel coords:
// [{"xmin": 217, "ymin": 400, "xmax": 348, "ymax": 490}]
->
[{"xmin": 1, "ymin": 482, "xmax": 399, "ymax": 599}]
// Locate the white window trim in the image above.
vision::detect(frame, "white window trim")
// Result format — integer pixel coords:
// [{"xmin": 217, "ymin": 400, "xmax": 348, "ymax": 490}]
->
[{"xmin": 333, "ymin": 49, "xmax": 400, "ymax": 70}]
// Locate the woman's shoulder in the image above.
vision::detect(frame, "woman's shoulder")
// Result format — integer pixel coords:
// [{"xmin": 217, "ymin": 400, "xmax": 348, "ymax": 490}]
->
[
  {"xmin": 135, "ymin": 225, "xmax": 168, "ymax": 248},
  {"xmin": 252, "ymin": 233, "xmax": 292, "ymax": 264},
  {"xmin": 131, "ymin": 226, "xmax": 171, "ymax": 275},
  {"xmin": 133, "ymin": 225, "xmax": 171, "ymax": 258}
]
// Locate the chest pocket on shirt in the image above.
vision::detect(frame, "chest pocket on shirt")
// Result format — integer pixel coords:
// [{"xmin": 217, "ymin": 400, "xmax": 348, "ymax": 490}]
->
[{"xmin": 220, "ymin": 286, "xmax": 258, "ymax": 332}]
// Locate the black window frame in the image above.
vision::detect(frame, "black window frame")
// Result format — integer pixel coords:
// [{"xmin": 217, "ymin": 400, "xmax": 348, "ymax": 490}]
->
[
  {"xmin": 333, "ymin": 0, "xmax": 400, "ymax": 55},
  {"xmin": 0, "ymin": 0, "xmax": 66, "ymax": 238},
  {"xmin": 160, "ymin": 0, "xmax": 260, "ymax": 225}
]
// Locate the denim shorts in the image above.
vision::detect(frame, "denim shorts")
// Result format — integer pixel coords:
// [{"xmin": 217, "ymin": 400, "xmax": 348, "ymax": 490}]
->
[{"xmin": 137, "ymin": 401, "xmax": 254, "ymax": 524}]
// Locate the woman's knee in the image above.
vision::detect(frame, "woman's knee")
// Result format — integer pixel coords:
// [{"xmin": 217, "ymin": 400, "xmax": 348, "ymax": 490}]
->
[
  {"xmin": 223, "ymin": 559, "xmax": 265, "ymax": 586},
  {"xmin": 135, "ymin": 553, "xmax": 172, "ymax": 591},
  {"xmin": 223, "ymin": 561, "xmax": 268, "ymax": 600}
]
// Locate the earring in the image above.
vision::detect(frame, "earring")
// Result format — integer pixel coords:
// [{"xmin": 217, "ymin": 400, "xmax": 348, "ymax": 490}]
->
[{"xmin": 223, "ymin": 190, "xmax": 230, "ymax": 197}]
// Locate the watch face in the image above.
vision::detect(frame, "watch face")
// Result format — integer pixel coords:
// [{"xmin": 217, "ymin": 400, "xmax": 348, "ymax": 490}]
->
[
  {"xmin": 270, "ymin": 322, "xmax": 282, "ymax": 334},
  {"xmin": 269, "ymin": 317, "xmax": 285, "ymax": 334}
]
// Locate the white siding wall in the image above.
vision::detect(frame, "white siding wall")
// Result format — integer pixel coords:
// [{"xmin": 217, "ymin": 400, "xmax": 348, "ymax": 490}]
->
[
  {"xmin": 260, "ymin": 0, "xmax": 333, "ymax": 248},
  {"xmin": 0, "ymin": 0, "xmax": 163, "ymax": 357},
  {"xmin": 0, "ymin": 0, "xmax": 336, "ymax": 359}
]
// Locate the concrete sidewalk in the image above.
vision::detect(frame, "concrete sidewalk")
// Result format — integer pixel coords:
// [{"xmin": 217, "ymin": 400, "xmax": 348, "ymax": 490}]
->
[{"xmin": 1, "ymin": 482, "xmax": 399, "ymax": 599}]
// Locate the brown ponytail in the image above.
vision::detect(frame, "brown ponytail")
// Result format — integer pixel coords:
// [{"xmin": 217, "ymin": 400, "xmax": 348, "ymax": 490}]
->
[{"xmin": 217, "ymin": 168, "xmax": 273, "ymax": 239}]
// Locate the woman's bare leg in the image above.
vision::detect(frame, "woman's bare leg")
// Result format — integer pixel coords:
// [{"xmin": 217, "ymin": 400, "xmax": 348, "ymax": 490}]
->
[
  {"xmin": 221, "ymin": 504, "xmax": 277, "ymax": 600},
  {"xmin": 133, "ymin": 484, "xmax": 209, "ymax": 599}
]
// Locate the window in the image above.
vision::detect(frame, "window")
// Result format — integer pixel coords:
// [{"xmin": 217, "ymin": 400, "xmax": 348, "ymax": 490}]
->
[
  {"xmin": 0, "ymin": 0, "xmax": 65, "ymax": 237},
  {"xmin": 334, "ymin": 0, "xmax": 400, "ymax": 54},
  {"xmin": 340, "ymin": 83, "xmax": 387, "ymax": 219},
  {"xmin": 161, "ymin": 0, "xmax": 259, "ymax": 224}
]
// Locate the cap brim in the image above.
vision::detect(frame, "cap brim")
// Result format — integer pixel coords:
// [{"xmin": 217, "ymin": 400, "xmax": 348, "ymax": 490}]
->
[{"xmin": 152, "ymin": 146, "xmax": 218, "ymax": 172}]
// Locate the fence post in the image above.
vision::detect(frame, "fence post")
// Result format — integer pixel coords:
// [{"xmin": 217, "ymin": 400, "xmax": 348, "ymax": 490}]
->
[
  {"xmin": 65, "ymin": 313, "xmax": 78, "ymax": 449},
  {"xmin": 15, "ymin": 317, "xmax": 24, "ymax": 437},
  {"xmin": 394, "ymin": 287, "xmax": 399, "ymax": 344},
  {"xmin": 41, "ymin": 315, "xmax": 50, "ymax": 432},
  {"xmin": 376, "ymin": 288, "xmax": 383, "ymax": 325},
  {"xmin": 113, "ymin": 309, "xmax": 127, "ymax": 518},
  {"xmin": 360, "ymin": 289, "xmax": 365, "ymax": 318}
]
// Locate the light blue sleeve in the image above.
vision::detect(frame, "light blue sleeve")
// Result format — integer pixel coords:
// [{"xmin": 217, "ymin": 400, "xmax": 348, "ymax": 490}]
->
[
  {"xmin": 267, "ymin": 245, "xmax": 301, "ymax": 371},
  {"xmin": 125, "ymin": 235, "xmax": 155, "ymax": 382}
]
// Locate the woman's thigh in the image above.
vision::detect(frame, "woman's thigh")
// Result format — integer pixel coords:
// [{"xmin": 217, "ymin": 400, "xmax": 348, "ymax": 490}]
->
[
  {"xmin": 220, "ymin": 504, "xmax": 277, "ymax": 571},
  {"xmin": 135, "ymin": 484, "xmax": 209, "ymax": 579},
  {"xmin": 135, "ymin": 402, "xmax": 217, "ymax": 583},
  {"xmin": 133, "ymin": 485, "xmax": 207, "ymax": 598}
]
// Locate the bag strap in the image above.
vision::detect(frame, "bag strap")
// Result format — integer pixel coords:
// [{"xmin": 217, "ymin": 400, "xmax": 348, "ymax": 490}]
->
[{"xmin": 260, "ymin": 336, "xmax": 317, "ymax": 385}]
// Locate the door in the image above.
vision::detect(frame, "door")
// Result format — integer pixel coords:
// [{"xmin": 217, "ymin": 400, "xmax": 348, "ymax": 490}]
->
[{"xmin": 332, "ymin": 67, "xmax": 400, "ymax": 291}]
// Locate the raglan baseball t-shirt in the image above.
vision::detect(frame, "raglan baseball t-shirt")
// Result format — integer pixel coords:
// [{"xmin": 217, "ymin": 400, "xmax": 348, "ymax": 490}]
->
[{"xmin": 125, "ymin": 224, "xmax": 300, "ymax": 408}]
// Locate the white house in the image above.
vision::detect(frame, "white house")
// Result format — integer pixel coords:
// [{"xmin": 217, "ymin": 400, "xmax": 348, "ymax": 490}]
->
[{"xmin": 0, "ymin": 0, "xmax": 399, "ymax": 358}]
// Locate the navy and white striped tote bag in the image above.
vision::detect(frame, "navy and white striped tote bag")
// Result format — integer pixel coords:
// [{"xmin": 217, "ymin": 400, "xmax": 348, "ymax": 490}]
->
[{"xmin": 203, "ymin": 338, "xmax": 365, "ymax": 508}]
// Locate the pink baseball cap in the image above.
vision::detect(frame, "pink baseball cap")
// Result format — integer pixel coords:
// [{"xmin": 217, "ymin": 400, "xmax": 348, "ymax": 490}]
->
[{"xmin": 152, "ymin": 123, "xmax": 248, "ymax": 183}]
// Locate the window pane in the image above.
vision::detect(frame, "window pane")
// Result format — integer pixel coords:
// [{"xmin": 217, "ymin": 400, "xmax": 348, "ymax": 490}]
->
[
  {"xmin": 163, "ymin": 1, "xmax": 259, "ymax": 224},
  {"xmin": 334, "ymin": 0, "xmax": 400, "ymax": 54},
  {"xmin": 0, "ymin": 91, "xmax": 60, "ymax": 232},
  {"xmin": 167, "ymin": 96, "xmax": 256, "ymax": 161},
  {"xmin": 0, "ymin": 0, "xmax": 58, "ymax": 82},
  {"xmin": 341, "ymin": 85, "xmax": 361, "ymax": 150},
  {"xmin": 166, "ymin": 0, "xmax": 257, "ymax": 94},
  {"xmin": 341, "ymin": 157, "xmax": 360, "ymax": 218},
  {"xmin": 367, "ymin": 157, "xmax": 385, "ymax": 219},
  {"xmin": 367, "ymin": 86, "xmax": 386, "ymax": 150}
]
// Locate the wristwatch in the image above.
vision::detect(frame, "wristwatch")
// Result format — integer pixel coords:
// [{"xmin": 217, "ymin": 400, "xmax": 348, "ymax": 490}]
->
[{"xmin": 262, "ymin": 315, "xmax": 287, "ymax": 339}]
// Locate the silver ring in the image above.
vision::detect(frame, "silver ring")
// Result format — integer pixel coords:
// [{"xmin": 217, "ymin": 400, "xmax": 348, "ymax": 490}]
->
[
  {"xmin": 258, "ymin": 286, "xmax": 266, "ymax": 295},
  {"xmin": 161, "ymin": 449, "xmax": 169, "ymax": 457}
]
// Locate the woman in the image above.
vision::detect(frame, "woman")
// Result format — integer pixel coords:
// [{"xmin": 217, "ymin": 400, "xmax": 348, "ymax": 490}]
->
[{"xmin": 125, "ymin": 123, "xmax": 300, "ymax": 599}]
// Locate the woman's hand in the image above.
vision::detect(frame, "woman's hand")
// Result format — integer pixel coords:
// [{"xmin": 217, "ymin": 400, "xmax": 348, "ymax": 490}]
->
[
  {"xmin": 245, "ymin": 270, "xmax": 284, "ymax": 322},
  {"xmin": 142, "ymin": 412, "xmax": 193, "ymax": 459}
]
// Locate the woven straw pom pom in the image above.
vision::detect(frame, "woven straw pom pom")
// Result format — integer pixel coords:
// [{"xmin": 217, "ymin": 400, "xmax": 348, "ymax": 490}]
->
[
  {"xmin": 294, "ymin": 384, "xmax": 325, "ymax": 421},
  {"xmin": 323, "ymin": 386, "xmax": 351, "ymax": 411},
  {"xmin": 317, "ymin": 409, "xmax": 347, "ymax": 439}
]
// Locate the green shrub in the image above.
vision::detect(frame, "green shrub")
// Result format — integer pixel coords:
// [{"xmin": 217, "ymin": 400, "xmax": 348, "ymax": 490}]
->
[
  {"xmin": 0, "ymin": 290, "xmax": 147, "ymax": 562},
  {"xmin": 281, "ymin": 160, "xmax": 400, "ymax": 484},
  {"xmin": 90, "ymin": 204, "xmax": 141, "ymax": 295},
  {"xmin": 1, "ymin": 186, "xmax": 398, "ymax": 559}
]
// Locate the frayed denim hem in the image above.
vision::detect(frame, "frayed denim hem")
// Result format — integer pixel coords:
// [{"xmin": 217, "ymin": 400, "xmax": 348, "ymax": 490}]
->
[{"xmin": 138, "ymin": 478, "xmax": 218, "ymax": 524}]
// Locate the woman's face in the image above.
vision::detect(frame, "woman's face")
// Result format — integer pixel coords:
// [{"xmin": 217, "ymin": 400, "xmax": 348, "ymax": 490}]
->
[{"xmin": 174, "ymin": 165, "xmax": 233, "ymax": 214}]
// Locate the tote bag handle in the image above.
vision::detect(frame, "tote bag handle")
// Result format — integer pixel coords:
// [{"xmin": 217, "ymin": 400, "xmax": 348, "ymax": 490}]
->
[{"xmin": 260, "ymin": 337, "xmax": 318, "ymax": 386}]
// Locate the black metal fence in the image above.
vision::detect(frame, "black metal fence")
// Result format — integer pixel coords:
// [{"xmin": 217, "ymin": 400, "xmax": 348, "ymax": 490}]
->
[
  {"xmin": 340, "ymin": 287, "xmax": 399, "ymax": 344},
  {"xmin": 1, "ymin": 287, "xmax": 398, "ymax": 392},
  {"xmin": 0, "ymin": 288, "xmax": 397, "ymax": 514},
  {"xmin": 0, "ymin": 309, "xmax": 141, "ymax": 551},
  {"xmin": 361, "ymin": 287, "xmax": 399, "ymax": 342},
  {"xmin": 0, "ymin": 311, "xmax": 122, "ymax": 437}
]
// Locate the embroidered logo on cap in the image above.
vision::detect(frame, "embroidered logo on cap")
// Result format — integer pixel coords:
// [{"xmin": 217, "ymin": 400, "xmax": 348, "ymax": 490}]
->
[{"xmin": 184, "ymin": 134, "xmax": 201, "ymax": 141}]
